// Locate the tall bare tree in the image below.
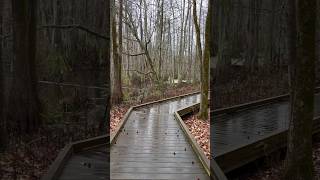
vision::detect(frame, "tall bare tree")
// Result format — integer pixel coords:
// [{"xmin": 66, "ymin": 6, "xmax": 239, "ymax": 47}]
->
[
  {"xmin": 8, "ymin": 0, "xmax": 41, "ymax": 134},
  {"xmin": 157, "ymin": 0, "xmax": 164, "ymax": 79},
  {"xmin": 0, "ymin": 0, "xmax": 6, "ymax": 151},
  {"xmin": 284, "ymin": 0, "xmax": 317, "ymax": 179},
  {"xmin": 193, "ymin": 0, "xmax": 208, "ymax": 120},
  {"xmin": 112, "ymin": 0, "xmax": 123, "ymax": 104},
  {"xmin": 193, "ymin": 0, "xmax": 202, "ymax": 83},
  {"xmin": 105, "ymin": 0, "xmax": 111, "ymax": 134},
  {"xmin": 198, "ymin": 0, "xmax": 212, "ymax": 120}
]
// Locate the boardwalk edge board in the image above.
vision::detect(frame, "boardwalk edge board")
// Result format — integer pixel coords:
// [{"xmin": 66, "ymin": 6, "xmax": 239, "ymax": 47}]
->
[
  {"xmin": 216, "ymin": 116, "xmax": 320, "ymax": 173},
  {"xmin": 175, "ymin": 103, "xmax": 227, "ymax": 180},
  {"xmin": 41, "ymin": 135, "xmax": 108, "ymax": 180},
  {"xmin": 43, "ymin": 92, "xmax": 199, "ymax": 180},
  {"xmin": 110, "ymin": 107, "xmax": 134, "ymax": 145},
  {"xmin": 211, "ymin": 159, "xmax": 229, "ymax": 180},
  {"xmin": 174, "ymin": 103, "xmax": 228, "ymax": 180},
  {"xmin": 174, "ymin": 112, "xmax": 210, "ymax": 175},
  {"xmin": 176, "ymin": 93, "xmax": 319, "ymax": 179},
  {"xmin": 213, "ymin": 87, "xmax": 320, "ymax": 116},
  {"xmin": 110, "ymin": 91, "xmax": 200, "ymax": 146}
]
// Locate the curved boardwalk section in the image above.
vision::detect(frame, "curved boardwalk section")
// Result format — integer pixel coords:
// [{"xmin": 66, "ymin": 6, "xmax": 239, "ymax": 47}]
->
[
  {"xmin": 111, "ymin": 94, "xmax": 210, "ymax": 180},
  {"xmin": 212, "ymin": 93, "xmax": 320, "ymax": 160},
  {"xmin": 58, "ymin": 146, "xmax": 109, "ymax": 180}
]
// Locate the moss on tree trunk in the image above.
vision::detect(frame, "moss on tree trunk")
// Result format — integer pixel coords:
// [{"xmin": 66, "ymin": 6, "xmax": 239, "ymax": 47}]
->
[{"xmin": 195, "ymin": 0, "xmax": 212, "ymax": 120}]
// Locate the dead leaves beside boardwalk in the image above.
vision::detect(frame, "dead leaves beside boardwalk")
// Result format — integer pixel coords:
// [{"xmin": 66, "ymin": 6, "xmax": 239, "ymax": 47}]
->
[
  {"xmin": 184, "ymin": 113, "xmax": 210, "ymax": 159},
  {"xmin": 110, "ymin": 105, "xmax": 129, "ymax": 132}
]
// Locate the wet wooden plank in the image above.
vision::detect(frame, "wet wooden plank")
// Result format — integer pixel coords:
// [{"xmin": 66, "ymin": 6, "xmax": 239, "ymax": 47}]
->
[
  {"xmin": 42, "ymin": 135, "xmax": 108, "ymax": 180},
  {"xmin": 110, "ymin": 157, "xmax": 199, "ymax": 163},
  {"xmin": 111, "ymin": 167, "xmax": 205, "ymax": 174},
  {"xmin": 111, "ymin": 173, "xmax": 209, "ymax": 180},
  {"xmin": 174, "ymin": 110, "xmax": 210, "ymax": 176},
  {"xmin": 59, "ymin": 145, "xmax": 109, "ymax": 180},
  {"xmin": 111, "ymin": 94, "xmax": 210, "ymax": 180},
  {"xmin": 110, "ymin": 161, "xmax": 203, "ymax": 168},
  {"xmin": 212, "ymin": 93, "xmax": 320, "ymax": 173},
  {"xmin": 216, "ymin": 117, "xmax": 320, "ymax": 173}
]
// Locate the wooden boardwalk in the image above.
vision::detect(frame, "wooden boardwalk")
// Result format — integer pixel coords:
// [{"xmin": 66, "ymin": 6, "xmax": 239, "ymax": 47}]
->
[
  {"xmin": 111, "ymin": 94, "xmax": 210, "ymax": 180},
  {"xmin": 212, "ymin": 93, "xmax": 320, "ymax": 161},
  {"xmin": 58, "ymin": 145, "xmax": 109, "ymax": 180}
]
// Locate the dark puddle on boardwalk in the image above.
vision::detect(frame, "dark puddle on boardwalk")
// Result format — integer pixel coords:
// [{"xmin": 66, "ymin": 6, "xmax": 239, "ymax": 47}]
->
[{"xmin": 110, "ymin": 94, "xmax": 211, "ymax": 180}]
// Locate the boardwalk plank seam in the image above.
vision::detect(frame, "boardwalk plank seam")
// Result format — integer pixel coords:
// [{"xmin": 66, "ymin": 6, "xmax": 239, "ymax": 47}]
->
[{"xmin": 111, "ymin": 93, "xmax": 210, "ymax": 180}]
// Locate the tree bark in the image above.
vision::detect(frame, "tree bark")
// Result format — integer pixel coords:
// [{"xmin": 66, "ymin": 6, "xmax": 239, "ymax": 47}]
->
[
  {"xmin": 198, "ymin": 0, "xmax": 212, "ymax": 120},
  {"xmin": 192, "ymin": 0, "xmax": 204, "ymax": 118},
  {"xmin": 0, "ymin": 0, "xmax": 6, "ymax": 151},
  {"xmin": 112, "ymin": 0, "xmax": 123, "ymax": 104},
  {"xmin": 192, "ymin": 0, "xmax": 203, "ymax": 84},
  {"xmin": 8, "ymin": 0, "xmax": 41, "ymax": 134},
  {"xmin": 284, "ymin": 0, "xmax": 316, "ymax": 179},
  {"xmin": 157, "ymin": 0, "xmax": 164, "ymax": 80},
  {"xmin": 178, "ymin": 0, "xmax": 186, "ymax": 82},
  {"xmin": 215, "ymin": 0, "xmax": 231, "ymax": 84},
  {"xmin": 104, "ymin": 0, "xmax": 111, "ymax": 134}
]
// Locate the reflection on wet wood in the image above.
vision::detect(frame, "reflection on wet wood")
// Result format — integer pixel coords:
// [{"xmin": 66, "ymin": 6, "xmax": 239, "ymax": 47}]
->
[
  {"xmin": 212, "ymin": 93, "xmax": 320, "ymax": 173},
  {"xmin": 111, "ymin": 94, "xmax": 210, "ymax": 180}
]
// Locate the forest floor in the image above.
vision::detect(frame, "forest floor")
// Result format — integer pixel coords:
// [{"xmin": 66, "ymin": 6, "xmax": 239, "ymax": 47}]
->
[
  {"xmin": 110, "ymin": 83, "xmax": 199, "ymax": 132},
  {"xmin": 183, "ymin": 111, "xmax": 210, "ymax": 159},
  {"xmin": 0, "ymin": 127, "xmax": 102, "ymax": 180},
  {"xmin": 228, "ymin": 136, "xmax": 320, "ymax": 180}
]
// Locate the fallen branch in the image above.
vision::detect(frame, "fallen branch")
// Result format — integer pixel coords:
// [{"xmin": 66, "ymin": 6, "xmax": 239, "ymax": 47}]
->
[
  {"xmin": 40, "ymin": 24, "xmax": 109, "ymax": 40},
  {"xmin": 122, "ymin": 52, "xmax": 146, "ymax": 57}
]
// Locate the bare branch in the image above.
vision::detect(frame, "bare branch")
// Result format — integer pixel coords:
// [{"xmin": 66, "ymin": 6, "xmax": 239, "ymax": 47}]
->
[
  {"xmin": 122, "ymin": 52, "xmax": 146, "ymax": 57},
  {"xmin": 123, "ymin": 36, "xmax": 138, "ymax": 42},
  {"xmin": 40, "ymin": 24, "xmax": 109, "ymax": 40},
  {"xmin": 38, "ymin": 81, "xmax": 107, "ymax": 90}
]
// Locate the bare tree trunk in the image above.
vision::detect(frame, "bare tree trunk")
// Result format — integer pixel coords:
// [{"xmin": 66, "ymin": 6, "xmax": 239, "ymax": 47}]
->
[
  {"xmin": 192, "ymin": 0, "xmax": 202, "ymax": 94},
  {"xmin": 178, "ymin": 0, "xmax": 186, "ymax": 82},
  {"xmin": 216, "ymin": 0, "xmax": 231, "ymax": 84},
  {"xmin": 284, "ymin": 0, "xmax": 316, "ymax": 179},
  {"xmin": 0, "ymin": 0, "xmax": 6, "ymax": 151},
  {"xmin": 157, "ymin": 0, "xmax": 164, "ymax": 80},
  {"xmin": 268, "ymin": 0, "xmax": 276, "ymax": 70},
  {"xmin": 124, "ymin": 2, "xmax": 158, "ymax": 82},
  {"xmin": 112, "ymin": 0, "xmax": 123, "ymax": 104},
  {"xmin": 182, "ymin": 2, "xmax": 190, "ymax": 81},
  {"xmin": 8, "ymin": 0, "xmax": 41, "ymax": 134},
  {"xmin": 53, "ymin": 0, "xmax": 62, "ymax": 49},
  {"xmin": 198, "ymin": 0, "xmax": 212, "ymax": 120},
  {"xmin": 125, "ymin": 5, "xmax": 130, "ymax": 80},
  {"xmin": 103, "ymin": 0, "xmax": 111, "ymax": 134}
]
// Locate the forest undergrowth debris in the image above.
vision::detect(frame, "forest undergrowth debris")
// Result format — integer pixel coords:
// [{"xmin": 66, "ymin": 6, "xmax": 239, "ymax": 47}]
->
[{"xmin": 183, "ymin": 111, "xmax": 210, "ymax": 159}]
